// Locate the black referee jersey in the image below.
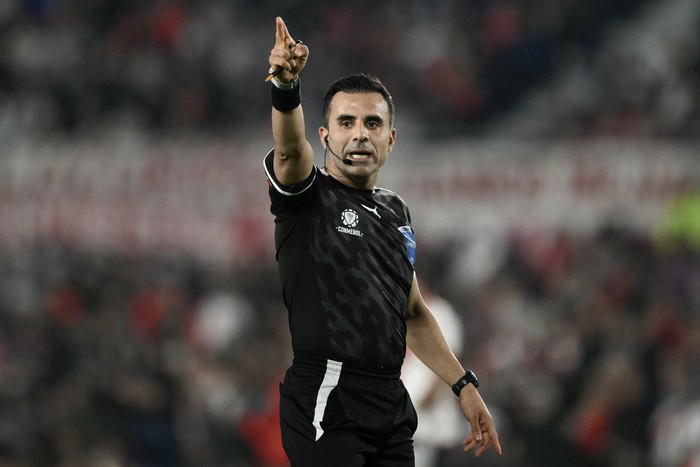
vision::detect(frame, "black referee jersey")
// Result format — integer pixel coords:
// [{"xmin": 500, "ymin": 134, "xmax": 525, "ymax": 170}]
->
[{"xmin": 264, "ymin": 149, "xmax": 417, "ymax": 374}]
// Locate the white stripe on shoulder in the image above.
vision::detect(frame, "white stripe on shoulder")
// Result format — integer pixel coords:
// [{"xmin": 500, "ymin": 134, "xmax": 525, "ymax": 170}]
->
[{"xmin": 263, "ymin": 148, "xmax": 316, "ymax": 196}]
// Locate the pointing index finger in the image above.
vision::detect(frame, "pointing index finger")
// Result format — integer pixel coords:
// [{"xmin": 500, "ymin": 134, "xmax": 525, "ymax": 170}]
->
[
  {"xmin": 275, "ymin": 17, "xmax": 295, "ymax": 48},
  {"xmin": 490, "ymin": 426, "xmax": 503, "ymax": 455}
]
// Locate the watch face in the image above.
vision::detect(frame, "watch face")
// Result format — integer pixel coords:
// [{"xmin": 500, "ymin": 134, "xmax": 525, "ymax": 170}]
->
[{"xmin": 465, "ymin": 370, "xmax": 480, "ymax": 388}]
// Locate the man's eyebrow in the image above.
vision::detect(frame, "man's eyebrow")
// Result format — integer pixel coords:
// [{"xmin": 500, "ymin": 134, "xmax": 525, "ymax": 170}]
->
[
  {"xmin": 336, "ymin": 114, "xmax": 385, "ymax": 123},
  {"xmin": 365, "ymin": 115, "xmax": 384, "ymax": 123}
]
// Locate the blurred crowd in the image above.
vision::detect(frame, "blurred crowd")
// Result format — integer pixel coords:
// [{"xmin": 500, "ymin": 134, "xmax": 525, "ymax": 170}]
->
[
  {"xmin": 1, "ymin": 220, "xmax": 700, "ymax": 466},
  {"xmin": 4, "ymin": 0, "xmax": 694, "ymax": 143},
  {"xmin": 0, "ymin": 244, "xmax": 292, "ymax": 466},
  {"xmin": 492, "ymin": 0, "xmax": 700, "ymax": 139}
]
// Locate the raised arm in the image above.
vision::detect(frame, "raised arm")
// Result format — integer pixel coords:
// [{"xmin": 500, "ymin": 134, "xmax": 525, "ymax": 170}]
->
[
  {"xmin": 406, "ymin": 275, "xmax": 502, "ymax": 457},
  {"xmin": 268, "ymin": 17, "xmax": 314, "ymax": 185}
]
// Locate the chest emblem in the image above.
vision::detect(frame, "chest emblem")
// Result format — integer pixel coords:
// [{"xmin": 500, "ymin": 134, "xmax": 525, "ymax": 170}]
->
[
  {"xmin": 337, "ymin": 209, "xmax": 363, "ymax": 237},
  {"xmin": 341, "ymin": 209, "xmax": 359, "ymax": 227}
]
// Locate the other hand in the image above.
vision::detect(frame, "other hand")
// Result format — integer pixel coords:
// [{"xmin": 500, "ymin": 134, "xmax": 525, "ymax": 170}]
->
[{"xmin": 460, "ymin": 385, "xmax": 502, "ymax": 457}]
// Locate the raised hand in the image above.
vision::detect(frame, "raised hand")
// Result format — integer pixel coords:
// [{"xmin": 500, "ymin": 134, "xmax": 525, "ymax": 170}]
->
[{"xmin": 267, "ymin": 17, "xmax": 309, "ymax": 83}]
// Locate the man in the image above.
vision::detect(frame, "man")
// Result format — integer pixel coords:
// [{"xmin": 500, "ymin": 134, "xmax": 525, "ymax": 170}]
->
[{"xmin": 264, "ymin": 16, "xmax": 501, "ymax": 466}]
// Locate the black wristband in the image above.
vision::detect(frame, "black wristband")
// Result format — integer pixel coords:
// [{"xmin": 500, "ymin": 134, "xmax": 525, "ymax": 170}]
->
[
  {"xmin": 271, "ymin": 79, "xmax": 301, "ymax": 112},
  {"xmin": 451, "ymin": 370, "xmax": 480, "ymax": 396}
]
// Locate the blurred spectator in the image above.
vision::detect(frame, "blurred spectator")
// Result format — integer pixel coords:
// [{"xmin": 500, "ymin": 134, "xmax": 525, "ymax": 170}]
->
[
  {"xmin": 401, "ymin": 290, "xmax": 465, "ymax": 467},
  {"xmin": 655, "ymin": 186, "xmax": 700, "ymax": 250}
]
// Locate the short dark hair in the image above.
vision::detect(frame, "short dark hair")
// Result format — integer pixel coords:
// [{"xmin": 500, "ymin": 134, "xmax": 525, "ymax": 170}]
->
[{"xmin": 322, "ymin": 73, "xmax": 395, "ymax": 127}]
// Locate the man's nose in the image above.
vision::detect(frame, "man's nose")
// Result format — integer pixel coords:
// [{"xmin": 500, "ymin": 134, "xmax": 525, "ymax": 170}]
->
[{"xmin": 352, "ymin": 127, "xmax": 369, "ymax": 141}]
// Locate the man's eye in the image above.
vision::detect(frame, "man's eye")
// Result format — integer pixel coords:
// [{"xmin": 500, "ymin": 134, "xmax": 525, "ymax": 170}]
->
[
  {"xmin": 367, "ymin": 121, "xmax": 379, "ymax": 129},
  {"xmin": 340, "ymin": 121, "xmax": 352, "ymax": 127}
]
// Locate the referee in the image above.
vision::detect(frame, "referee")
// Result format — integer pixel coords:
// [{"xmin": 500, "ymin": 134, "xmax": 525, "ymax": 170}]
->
[{"xmin": 264, "ymin": 17, "xmax": 502, "ymax": 466}]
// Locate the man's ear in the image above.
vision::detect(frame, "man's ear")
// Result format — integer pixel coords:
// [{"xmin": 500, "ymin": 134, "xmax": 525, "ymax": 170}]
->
[
  {"xmin": 318, "ymin": 127, "xmax": 329, "ymax": 148},
  {"xmin": 388, "ymin": 128, "xmax": 397, "ymax": 153}
]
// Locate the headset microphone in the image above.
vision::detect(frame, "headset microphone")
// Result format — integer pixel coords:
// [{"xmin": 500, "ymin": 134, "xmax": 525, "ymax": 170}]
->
[{"xmin": 325, "ymin": 136, "xmax": 353, "ymax": 165}]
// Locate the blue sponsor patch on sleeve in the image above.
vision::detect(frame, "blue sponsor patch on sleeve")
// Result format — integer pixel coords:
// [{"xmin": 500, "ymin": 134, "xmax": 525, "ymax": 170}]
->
[{"xmin": 398, "ymin": 226, "xmax": 416, "ymax": 265}]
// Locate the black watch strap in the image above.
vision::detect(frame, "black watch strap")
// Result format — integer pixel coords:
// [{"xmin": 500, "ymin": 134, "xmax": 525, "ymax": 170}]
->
[{"xmin": 451, "ymin": 370, "xmax": 480, "ymax": 396}]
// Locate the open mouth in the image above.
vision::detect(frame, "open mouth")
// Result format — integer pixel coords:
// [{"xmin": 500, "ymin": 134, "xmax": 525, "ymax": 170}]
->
[{"xmin": 347, "ymin": 151, "xmax": 372, "ymax": 162}]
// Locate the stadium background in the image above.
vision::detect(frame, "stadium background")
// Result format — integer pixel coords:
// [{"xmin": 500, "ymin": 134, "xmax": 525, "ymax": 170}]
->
[{"xmin": 1, "ymin": 1, "xmax": 699, "ymax": 466}]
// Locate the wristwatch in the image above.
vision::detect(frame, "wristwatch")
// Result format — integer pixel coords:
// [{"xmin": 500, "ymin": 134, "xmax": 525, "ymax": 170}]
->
[{"xmin": 451, "ymin": 370, "xmax": 480, "ymax": 396}]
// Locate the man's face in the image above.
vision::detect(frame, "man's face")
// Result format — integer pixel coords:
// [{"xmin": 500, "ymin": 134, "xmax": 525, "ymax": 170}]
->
[{"xmin": 320, "ymin": 91, "xmax": 396, "ymax": 189}]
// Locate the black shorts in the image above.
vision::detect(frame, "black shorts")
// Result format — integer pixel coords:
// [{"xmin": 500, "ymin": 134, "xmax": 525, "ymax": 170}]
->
[{"xmin": 279, "ymin": 358, "xmax": 418, "ymax": 467}]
